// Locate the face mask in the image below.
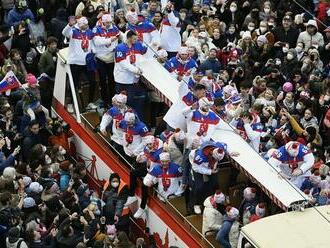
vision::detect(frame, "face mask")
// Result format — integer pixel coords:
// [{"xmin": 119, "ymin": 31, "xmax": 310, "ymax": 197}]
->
[
  {"xmin": 230, "ymin": 6, "xmax": 237, "ymax": 12},
  {"xmin": 296, "ymin": 103, "xmax": 302, "ymax": 110},
  {"xmin": 111, "ymin": 182, "xmax": 119, "ymax": 188},
  {"xmin": 296, "ymin": 46, "xmax": 303, "ymax": 53},
  {"xmin": 324, "ymin": 95, "xmax": 330, "ymax": 101},
  {"xmin": 275, "ymin": 59, "xmax": 281, "ymax": 66},
  {"xmin": 264, "ymin": 7, "xmax": 271, "ymax": 13},
  {"xmin": 282, "ymin": 47, "xmax": 289, "ymax": 53},
  {"xmin": 59, "ymin": 149, "xmax": 66, "ymax": 155},
  {"xmin": 42, "ymin": 146, "xmax": 47, "ymax": 153},
  {"xmin": 287, "ymin": 54, "xmax": 294, "ymax": 60},
  {"xmin": 45, "ymin": 157, "xmax": 52, "ymax": 165},
  {"xmin": 259, "ymin": 27, "xmax": 267, "ymax": 33},
  {"xmin": 248, "ymin": 26, "xmax": 255, "ymax": 31}
]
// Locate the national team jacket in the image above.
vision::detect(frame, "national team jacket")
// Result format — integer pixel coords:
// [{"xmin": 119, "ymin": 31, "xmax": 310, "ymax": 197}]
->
[
  {"xmin": 143, "ymin": 162, "xmax": 182, "ymax": 198},
  {"xmin": 114, "ymin": 42, "xmax": 147, "ymax": 84},
  {"xmin": 268, "ymin": 143, "xmax": 315, "ymax": 176},
  {"xmin": 62, "ymin": 25, "xmax": 94, "ymax": 65},
  {"xmin": 100, "ymin": 106, "xmax": 128, "ymax": 145},
  {"xmin": 119, "ymin": 119, "xmax": 149, "ymax": 157},
  {"xmin": 165, "ymin": 56, "xmax": 198, "ymax": 76},
  {"xmin": 92, "ymin": 24, "xmax": 120, "ymax": 58},
  {"xmin": 189, "ymin": 141, "xmax": 228, "ymax": 175}
]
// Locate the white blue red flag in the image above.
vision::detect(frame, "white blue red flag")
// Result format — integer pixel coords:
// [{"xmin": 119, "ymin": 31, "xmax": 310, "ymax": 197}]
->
[{"xmin": 0, "ymin": 71, "xmax": 21, "ymax": 93}]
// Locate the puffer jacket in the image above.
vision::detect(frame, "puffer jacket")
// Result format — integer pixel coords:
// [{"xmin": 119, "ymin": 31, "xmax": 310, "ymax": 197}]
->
[
  {"xmin": 166, "ymin": 136, "xmax": 184, "ymax": 166},
  {"xmin": 297, "ymin": 31, "xmax": 324, "ymax": 51},
  {"xmin": 6, "ymin": 238, "xmax": 29, "ymax": 248},
  {"xmin": 202, "ymin": 196, "xmax": 224, "ymax": 236}
]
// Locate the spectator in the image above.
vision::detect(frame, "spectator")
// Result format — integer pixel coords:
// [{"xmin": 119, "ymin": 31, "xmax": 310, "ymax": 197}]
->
[
  {"xmin": 297, "ymin": 19, "xmax": 324, "ymax": 51},
  {"xmin": 6, "ymin": 0, "xmax": 35, "ymax": 27}
]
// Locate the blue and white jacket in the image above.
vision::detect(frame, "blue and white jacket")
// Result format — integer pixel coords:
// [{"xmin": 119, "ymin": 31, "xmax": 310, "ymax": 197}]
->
[
  {"xmin": 268, "ymin": 143, "xmax": 314, "ymax": 177},
  {"xmin": 144, "ymin": 162, "xmax": 182, "ymax": 198},
  {"xmin": 62, "ymin": 25, "xmax": 94, "ymax": 65},
  {"xmin": 189, "ymin": 141, "xmax": 228, "ymax": 175},
  {"xmin": 114, "ymin": 42, "xmax": 147, "ymax": 84},
  {"xmin": 92, "ymin": 24, "xmax": 120, "ymax": 61}
]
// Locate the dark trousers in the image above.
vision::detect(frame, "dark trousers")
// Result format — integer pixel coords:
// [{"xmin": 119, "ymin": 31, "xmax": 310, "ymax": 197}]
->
[
  {"xmin": 115, "ymin": 82, "xmax": 148, "ymax": 121},
  {"xmin": 191, "ymin": 171, "xmax": 219, "ymax": 206},
  {"xmin": 96, "ymin": 58, "xmax": 115, "ymax": 106},
  {"xmin": 70, "ymin": 64, "xmax": 96, "ymax": 105},
  {"xmin": 39, "ymin": 78, "xmax": 54, "ymax": 112},
  {"xmin": 129, "ymin": 165, "xmax": 148, "ymax": 209}
]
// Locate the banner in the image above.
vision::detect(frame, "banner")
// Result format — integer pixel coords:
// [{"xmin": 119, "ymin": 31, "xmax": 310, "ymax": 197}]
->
[{"xmin": 0, "ymin": 71, "xmax": 21, "ymax": 93}]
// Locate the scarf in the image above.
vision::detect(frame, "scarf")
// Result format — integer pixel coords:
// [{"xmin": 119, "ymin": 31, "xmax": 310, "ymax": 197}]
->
[{"xmin": 161, "ymin": 167, "xmax": 171, "ymax": 191}]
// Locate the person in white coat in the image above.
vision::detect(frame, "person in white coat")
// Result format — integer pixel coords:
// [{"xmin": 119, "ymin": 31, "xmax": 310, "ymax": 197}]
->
[
  {"xmin": 268, "ymin": 141, "xmax": 315, "ymax": 188},
  {"xmin": 62, "ymin": 16, "xmax": 96, "ymax": 108},
  {"xmin": 202, "ymin": 191, "xmax": 228, "ymax": 236}
]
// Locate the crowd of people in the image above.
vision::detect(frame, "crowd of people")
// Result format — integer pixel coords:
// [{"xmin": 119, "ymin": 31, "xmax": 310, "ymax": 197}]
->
[{"xmin": 0, "ymin": 0, "xmax": 330, "ymax": 248}]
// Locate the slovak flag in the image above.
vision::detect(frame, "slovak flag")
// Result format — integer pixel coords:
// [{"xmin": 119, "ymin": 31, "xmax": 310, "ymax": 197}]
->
[{"xmin": 0, "ymin": 71, "xmax": 21, "ymax": 93}]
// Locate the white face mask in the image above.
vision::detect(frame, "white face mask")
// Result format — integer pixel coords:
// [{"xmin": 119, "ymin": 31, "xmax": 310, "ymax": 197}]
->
[
  {"xmin": 59, "ymin": 149, "xmax": 66, "ymax": 155},
  {"xmin": 296, "ymin": 102, "xmax": 302, "ymax": 110},
  {"xmin": 42, "ymin": 146, "xmax": 47, "ymax": 153},
  {"xmin": 259, "ymin": 27, "xmax": 267, "ymax": 33},
  {"xmin": 287, "ymin": 53, "xmax": 294, "ymax": 60},
  {"xmin": 248, "ymin": 26, "xmax": 255, "ymax": 31},
  {"xmin": 275, "ymin": 59, "xmax": 281, "ymax": 66},
  {"xmin": 230, "ymin": 6, "xmax": 237, "ymax": 12},
  {"xmin": 296, "ymin": 46, "xmax": 303, "ymax": 53},
  {"xmin": 282, "ymin": 47, "xmax": 289, "ymax": 53},
  {"xmin": 264, "ymin": 7, "xmax": 271, "ymax": 13},
  {"xmin": 45, "ymin": 156, "xmax": 52, "ymax": 165},
  {"xmin": 111, "ymin": 182, "xmax": 119, "ymax": 188}
]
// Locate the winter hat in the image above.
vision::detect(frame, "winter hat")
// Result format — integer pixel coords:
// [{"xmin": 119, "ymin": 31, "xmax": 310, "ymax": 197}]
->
[
  {"xmin": 117, "ymin": 92, "xmax": 127, "ymax": 104},
  {"xmin": 77, "ymin": 17, "xmax": 88, "ymax": 27},
  {"xmin": 22, "ymin": 176, "xmax": 32, "ymax": 187},
  {"xmin": 174, "ymin": 129, "xmax": 185, "ymax": 142},
  {"xmin": 23, "ymin": 197, "xmax": 36, "ymax": 208},
  {"xmin": 231, "ymin": 94, "xmax": 242, "ymax": 105},
  {"xmin": 29, "ymin": 182, "xmax": 44, "ymax": 193},
  {"xmin": 256, "ymin": 35, "xmax": 268, "ymax": 44},
  {"xmin": 282, "ymin": 82, "xmax": 293, "ymax": 92},
  {"xmin": 243, "ymin": 187, "xmax": 256, "ymax": 200},
  {"xmin": 2, "ymin": 167, "xmax": 16, "ymax": 180},
  {"xmin": 285, "ymin": 141, "xmax": 300, "ymax": 157},
  {"xmin": 223, "ymin": 85, "xmax": 235, "ymax": 95},
  {"xmin": 226, "ymin": 206, "xmax": 239, "ymax": 219},
  {"xmin": 178, "ymin": 46, "xmax": 189, "ymax": 55},
  {"xmin": 157, "ymin": 49, "xmax": 168, "ymax": 58},
  {"xmin": 109, "ymin": 173, "xmax": 120, "ymax": 183},
  {"xmin": 101, "ymin": 13, "xmax": 112, "ymax": 22},
  {"xmin": 242, "ymin": 31, "xmax": 251, "ymax": 39},
  {"xmin": 214, "ymin": 190, "xmax": 225, "ymax": 204},
  {"xmin": 126, "ymin": 10, "xmax": 138, "ymax": 23},
  {"xmin": 107, "ymin": 224, "xmax": 117, "ymax": 235},
  {"xmin": 255, "ymin": 203, "xmax": 266, "ymax": 217},
  {"xmin": 159, "ymin": 152, "xmax": 170, "ymax": 161},
  {"xmin": 25, "ymin": 73, "xmax": 38, "ymax": 87},
  {"xmin": 124, "ymin": 112, "xmax": 135, "ymax": 122},
  {"xmin": 8, "ymin": 227, "xmax": 20, "ymax": 243},
  {"xmin": 212, "ymin": 147, "xmax": 225, "ymax": 161},
  {"xmin": 306, "ymin": 19, "xmax": 317, "ymax": 29}
]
